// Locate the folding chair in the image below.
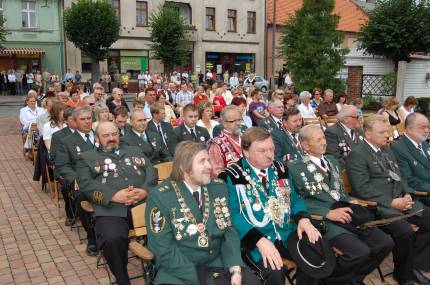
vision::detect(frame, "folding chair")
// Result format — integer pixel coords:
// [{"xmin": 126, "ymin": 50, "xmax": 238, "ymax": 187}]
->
[
  {"xmin": 303, "ymin": 117, "xmax": 324, "ymax": 130},
  {"xmin": 324, "ymin": 116, "xmax": 338, "ymax": 128},
  {"xmin": 154, "ymin": 161, "xmax": 173, "ymax": 184}
]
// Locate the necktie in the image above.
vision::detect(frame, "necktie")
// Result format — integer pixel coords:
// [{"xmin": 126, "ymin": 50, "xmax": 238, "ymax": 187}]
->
[
  {"xmin": 291, "ymin": 133, "xmax": 298, "ymax": 145},
  {"xmin": 418, "ymin": 144, "xmax": 426, "ymax": 157},
  {"xmin": 192, "ymin": 191, "xmax": 201, "ymax": 208},
  {"xmin": 157, "ymin": 124, "xmax": 168, "ymax": 147},
  {"xmin": 277, "ymin": 121, "xmax": 283, "ymax": 130},
  {"xmin": 140, "ymin": 133, "xmax": 147, "ymax": 142},
  {"xmin": 320, "ymin": 158, "xmax": 330, "ymax": 173},
  {"xmin": 259, "ymin": 169, "xmax": 268, "ymax": 192},
  {"xmin": 190, "ymin": 128, "xmax": 197, "ymax": 141},
  {"xmin": 85, "ymin": 133, "xmax": 93, "ymax": 147},
  {"xmin": 350, "ymin": 129, "xmax": 355, "ymax": 141}
]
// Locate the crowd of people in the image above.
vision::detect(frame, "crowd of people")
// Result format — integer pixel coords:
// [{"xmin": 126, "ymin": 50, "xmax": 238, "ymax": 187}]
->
[{"xmin": 17, "ymin": 72, "xmax": 430, "ymax": 285}]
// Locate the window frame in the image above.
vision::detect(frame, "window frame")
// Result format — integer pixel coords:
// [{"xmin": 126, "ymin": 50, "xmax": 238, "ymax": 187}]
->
[
  {"xmin": 227, "ymin": 9, "xmax": 237, "ymax": 33},
  {"xmin": 205, "ymin": 7, "xmax": 215, "ymax": 31},
  {"xmin": 0, "ymin": 0, "xmax": 4, "ymax": 18},
  {"xmin": 247, "ymin": 11, "xmax": 256, "ymax": 34},
  {"xmin": 21, "ymin": 0, "xmax": 37, "ymax": 29},
  {"xmin": 136, "ymin": 0, "xmax": 148, "ymax": 27},
  {"xmin": 111, "ymin": 0, "xmax": 121, "ymax": 24}
]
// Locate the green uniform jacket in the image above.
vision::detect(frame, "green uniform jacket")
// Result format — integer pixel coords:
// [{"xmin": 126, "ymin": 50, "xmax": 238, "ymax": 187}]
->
[
  {"xmin": 173, "ymin": 124, "xmax": 210, "ymax": 144},
  {"xmin": 147, "ymin": 120, "xmax": 178, "ymax": 156},
  {"xmin": 120, "ymin": 129, "xmax": 171, "ymax": 165},
  {"xmin": 325, "ymin": 122, "xmax": 364, "ymax": 169},
  {"xmin": 146, "ymin": 178, "xmax": 243, "ymax": 285},
  {"xmin": 288, "ymin": 155, "xmax": 351, "ymax": 240},
  {"xmin": 391, "ymin": 136, "xmax": 430, "ymax": 193},
  {"xmin": 219, "ymin": 158, "xmax": 307, "ymax": 262},
  {"xmin": 54, "ymin": 131, "xmax": 95, "ymax": 185},
  {"xmin": 259, "ymin": 116, "xmax": 304, "ymax": 162},
  {"xmin": 346, "ymin": 141, "xmax": 423, "ymax": 218},
  {"xmin": 76, "ymin": 146, "xmax": 157, "ymax": 217},
  {"xmin": 50, "ymin": 126, "xmax": 73, "ymax": 164}
]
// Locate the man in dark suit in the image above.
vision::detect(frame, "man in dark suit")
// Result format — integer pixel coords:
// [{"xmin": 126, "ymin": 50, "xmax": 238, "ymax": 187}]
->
[
  {"xmin": 174, "ymin": 104, "xmax": 210, "ymax": 143},
  {"xmin": 147, "ymin": 102, "xmax": 178, "ymax": 156},
  {"xmin": 113, "ymin": 106, "xmax": 130, "ymax": 137},
  {"xmin": 121, "ymin": 110, "xmax": 171, "ymax": 165},
  {"xmin": 55, "ymin": 106, "xmax": 97, "ymax": 256},
  {"xmin": 325, "ymin": 105, "xmax": 364, "ymax": 169},
  {"xmin": 347, "ymin": 114, "xmax": 430, "ymax": 285},
  {"xmin": 392, "ymin": 113, "xmax": 430, "ymax": 193}
]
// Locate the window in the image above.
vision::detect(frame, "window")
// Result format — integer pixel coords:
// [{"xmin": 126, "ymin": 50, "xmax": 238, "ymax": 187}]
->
[
  {"xmin": 0, "ymin": 0, "xmax": 4, "ymax": 18},
  {"xmin": 247, "ymin": 11, "xmax": 256, "ymax": 34},
  {"xmin": 81, "ymin": 53, "xmax": 92, "ymax": 73},
  {"xmin": 111, "ymin": 0, "xmax": 120, "ymax": 23},
  {"xmin": 205, "ymin": 7, "xmax": 215, "ymax": 31},
  {"xmin": 136, "ymin": 1, "xmax": 148, "ymax": 26},
  {"xmin": 21, "ymin": 0, "xmax": 36, "ymax": 28},
  {"xmin": 227, "ymin": 9, "xmax": 237, "ymax": 32}
]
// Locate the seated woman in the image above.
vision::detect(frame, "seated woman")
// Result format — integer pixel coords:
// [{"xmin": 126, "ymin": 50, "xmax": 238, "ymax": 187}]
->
[
  {"xmin": 20, "ymin": 90, "xmax": 43, "ymax": 134},
  {"xmin": 196, "ymin": 101, "xmax": 219, "ymax": 138},
  {"xmin": 107, "ymin": 88, "xmax": 129, "ymax": 114},
  {"xmin": 310, "ymin": 87, "xmax": 323, "ymax": 110},
  {"xmin": 398, "ymin": 96, "xmax": 417, "ymax": 119},
  {"xmin": 156, "ymin": 90, "xmax": 176, "ymax": 123},
  {"xmin": 42, "ymin": 101, "xmax": 66, "ymax": 152},
  {"xmin": 66, "ymin": 85, "xmax": 85, "ymax": 109},
  {"xmin": 381, "ymin": 97, "xmax": 404, "ymax": 140},
  {"xmin": 212, "ymin": 87, "xmax": 226, "ymax": 117},
  {"xmin": 336, "ymin": 92, "xmax": 347, "ymax": 112},
  {"xmin": 92, "ymin": 105, "xmax": 110, "ymax": 132},
  {"xmin": 297, "ymin": 91, "xmax": 317, "ymax": 119}
]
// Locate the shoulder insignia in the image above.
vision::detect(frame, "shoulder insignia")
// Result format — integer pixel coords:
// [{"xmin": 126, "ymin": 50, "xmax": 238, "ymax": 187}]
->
[
  {"xmin": 149, "ymin": 207, "xmax": 166, "ymax": 234},
  {"xmin": 273, "ymin": 161, "xmax": 289, "ymax": 179},
  {"xmin": 212, "ymin": 178, "xmax": 226, "ymax": 184},
  {"xmin": 93, "ymin": 191, "xmax": 103, "ymax": 205},
  {"xmin": 218, "ymin": 162, "xmax": 247, "ymax": 185}
]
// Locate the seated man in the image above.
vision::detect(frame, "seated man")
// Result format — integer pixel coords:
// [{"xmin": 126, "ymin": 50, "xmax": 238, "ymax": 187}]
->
[
  {"xmin": 77, "ymin": 122, "xmax": 157, "ymax": 285},
  {"xmin": 174, "ymin": 104, "xmax": 210, "ymax": 143},
  {"xmin": 325, "ymin": 105, "xmax": 363, "ymax": 169},
  {"xmin": 391, "ymin": 113, "xmax": 430, "ymax": 194},
  {"xmin": 289, "ymin": 125, "xmax": 393, "ymax": 284},
  {"xmin": 145, "ymin": 141, "xmax": 260, "ymax": 285},
  {"xmin": 347, "ymin": 114, "xmax": 430, "ymax": 285},
  {"xmin": 208, "ymin": 105, "xmax": 243, "ymax": 177},
  {"xmin": 318, "ymin": 89, "xmax": 338, "ymax": 118},
  {"xmin": 113, "ymin": 106, "xmax": 130, "ymax": 137},
  {"xmin": 147, "ymin": 103, "xmax": 178, "ymax": 156},
  {"xmin": 121, "ymin": 110, "xmax": 171, "ymax": 165},
  {"xmin": 220, "ymin": 127, "xmax": 326, "ymax": 285}
]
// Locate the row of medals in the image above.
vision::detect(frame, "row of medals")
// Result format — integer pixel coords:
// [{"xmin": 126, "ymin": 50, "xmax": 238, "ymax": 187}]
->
[{"xmin": 95, "ymin": 157, "xmax": 144, "ymax": 184}]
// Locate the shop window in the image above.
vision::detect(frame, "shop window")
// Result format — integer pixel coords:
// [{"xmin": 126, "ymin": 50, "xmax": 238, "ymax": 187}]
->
[
  {"xmin": 205, "ymin": 7, "xmax": 215, "ymax": 31},
  {"xmin": 136, "ymin": 1, "xmax": 148, "ymax": 26},
  {"xmin": 247, "ymin": 11, "xmax": 256, "ymax": 34},
  {"xmin": 110, "ymin": 0, "xmax": 121, "ymax": 24},
  {"xmin": 227, "ymin": 9, "xmax": 237, "ymax": 32},
  {"xmin": 81, "ymin": 53, "xmax": 92, "ymax": 73},
  {"xmin": 21, "ymin": 0, "xmax": 36, "ymax": 28}
]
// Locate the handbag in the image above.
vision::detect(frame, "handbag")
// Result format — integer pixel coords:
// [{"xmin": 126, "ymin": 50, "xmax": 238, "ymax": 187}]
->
[{"xmin": 196, "ymin": 265, "xmax": 230, "ymax": 285}]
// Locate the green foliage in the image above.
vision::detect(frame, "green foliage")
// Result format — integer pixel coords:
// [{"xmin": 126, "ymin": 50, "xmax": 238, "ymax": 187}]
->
[
  {"xmin": 417, "ymin": 97, "xmax": 430, "ymax": 116},
  {"xmin": 0, "ymin": 17, "xmax": 9, "ymax": 47},
  {"xmin": 381, "ymin": 72, "xmax": 396, "ymax": 96},
  {"xmin": 280, "ymin": 0, "xmax": 348, "ymax": 93},
  {"xmin": 362, "ymin": 95, "xmax": 383, "ymax": 110},
  {"xmin": 64, "ymin": 0, "xmax": 120, "ymax": 62},
  {"xmin": 149, "ymin": 5, "xmax": 191, "ymax": 71},
  {"xmin": 358, "ymin": 0, "xmax": 430, "ymax": 64}
]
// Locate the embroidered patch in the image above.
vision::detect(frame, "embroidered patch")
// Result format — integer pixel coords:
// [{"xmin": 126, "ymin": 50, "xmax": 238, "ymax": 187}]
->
[
  {"xmin": 93, "ymin": 191, "xmax": 103, "ymax": 205},
  {"xmin": 150, "ymin": 208, "xmax": 165, "ymax": 234}
]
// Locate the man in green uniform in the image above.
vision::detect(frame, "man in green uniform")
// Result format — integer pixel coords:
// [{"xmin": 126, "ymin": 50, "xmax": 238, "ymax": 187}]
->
[
  {"xmin": 145, "ymin": 141, "xmax": 260, "ymax": 285},
  {"xmin": 121, "ymin": 110, "xmax": 171, "ymax": 165},
  {"xmin": 173, "ymin": 104, "xmax": 210, "ymax": 143},
  {"xmin": 219, "ymin": 127, "xmax": 325, "ymax": 285},
  {"xmin": 76, "ymin": 121, "xmax": 157, "ymax": 285},
  {"xmin": 289, "ymin": 125, "xmax": 393, "ymax": 285},
  {"xmin": 391, "ymin": 112, "xmax": 430, "ymax": 194}
]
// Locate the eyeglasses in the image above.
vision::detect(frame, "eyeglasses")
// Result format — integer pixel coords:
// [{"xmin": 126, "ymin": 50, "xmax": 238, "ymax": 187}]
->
[
  {"xmin": 347, "ymin": 115, "xmax": 359, "ymax": 119},
  {"xmin": 89, "ymin": 103, "xmax": 95, "ymax": 106},
  {"xmin": 224, "ymin": 119, "xmax": 243, "ymax": 123}
]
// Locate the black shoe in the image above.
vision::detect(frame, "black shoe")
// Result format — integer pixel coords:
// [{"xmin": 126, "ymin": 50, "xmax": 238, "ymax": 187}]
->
[
  {"xmin": 414, "ymin": 269, "xmax": 430, "ymax": 284},
  {"xmin": 393, "ymin": 274, "xmax": 416, "ymax": 285},
  {"xmin": 86, "ymin": 244, "xmax": 98, "ymax": 256},
  {"xmin": 65, "ymin": 218, "xmax": 74, "ymax": 227}
]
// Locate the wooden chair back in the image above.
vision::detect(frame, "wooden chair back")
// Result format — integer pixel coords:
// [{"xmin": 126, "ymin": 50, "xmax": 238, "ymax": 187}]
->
[
  {"xmin": 341, "ymin": 170, "xmax": 352, "ymax": 194},
  {"xmin": 324, "ymin": 116, "xmax": 338, "ymax": 127},
  {"xmin": 154, "ymin": 161, "xmax": 173, "ymax": 184},
  {"xmin": 131, "ymin": 203, "xmax": 147, "ymax": 237},
  {"xmin": 303, "ymin": 117, "xmax": 324, "ymax": 130}
]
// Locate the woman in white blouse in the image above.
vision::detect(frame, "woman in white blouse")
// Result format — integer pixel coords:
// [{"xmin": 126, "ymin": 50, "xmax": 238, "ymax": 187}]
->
[
  {"xmin": 19, "ymin": 91, "xmax": 43, "ymax": 133},
  {"xmin": 196, "ymin": 101, "xmax": 219, "ymax": 138},
  {"xmin": 297, "ymin": 91, "xmax": 317, "ymax": 118},
  {"xmin": 43, "ymin": 101, "xmax": 66, "ymax": 152},
  {"xmin": 398, "ymin": 96, "xmax": 417, "ymax": 119}
]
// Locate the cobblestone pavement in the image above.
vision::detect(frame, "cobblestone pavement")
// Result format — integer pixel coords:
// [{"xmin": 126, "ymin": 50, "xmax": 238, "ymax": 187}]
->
[{"xmin": 0, "ymin": 117, "xmax": 416, "ymax": 285}]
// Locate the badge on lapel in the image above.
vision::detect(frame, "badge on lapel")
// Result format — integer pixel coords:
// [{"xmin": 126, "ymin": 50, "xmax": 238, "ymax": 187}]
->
[{"xmin": 150, "ymin": 208, "xmax": 165, "ymax": 234}]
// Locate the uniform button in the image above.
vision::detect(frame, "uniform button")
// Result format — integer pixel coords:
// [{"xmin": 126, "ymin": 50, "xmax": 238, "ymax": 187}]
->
[
  {"xmin": 124, "ymin": 178, "xmax": 128, "ymax": 181},
  {"xmin": 209, "ymin": 250, "xmax": 213, "ymax": 254},
  {"xmin": 268, "ymin": 236, "xmax": 271, "ymax": 240},
  {"xmin": 387, "ymin": 178, "xmax": 391, "ymax": 182}
]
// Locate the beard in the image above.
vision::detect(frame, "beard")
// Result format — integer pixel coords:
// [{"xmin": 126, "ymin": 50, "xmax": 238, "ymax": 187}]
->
[{"xmin": 101, "ymin": 141, "xmax": 119, "ymax": 152}]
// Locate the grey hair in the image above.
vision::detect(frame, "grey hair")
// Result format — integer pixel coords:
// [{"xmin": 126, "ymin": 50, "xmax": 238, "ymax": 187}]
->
[
  {"xmin": 337, "ymin": 105, "xmax": 357, "ymax": 121},
  {"xmin": 72, "ymin": 106, "xmax": 92, "ymax": 120},
  {"xmin": 112, "ymin": 87, "xmax": 122, "ymax": 95},
  {"xmin": 220, "ymin": 105, "xmax": 240, "ymax": 122},
  {"xmin": 268, "ymin": 98, "xmax": 283, "ymax": 108},
  {"xmin": 299, "ymin": 91, "xmax": 312, "ymax": 103},
  {"xmin": 299, "ymin": 125, "xmax": 322, "ymax": 143},
  {"xmin": 405, "ymin": 112, "xmax": 427, "ymax": 128},
  {"xmin": 95, "ymin": 121, "xmax": 119, "ymax": 137},
  {"xmin": 324, "ymin": 89, "xmax": 333, "ymax": 96},
  {"xmin": 130, "ymin": 109, "xmax": 145, "ymax": 121}
]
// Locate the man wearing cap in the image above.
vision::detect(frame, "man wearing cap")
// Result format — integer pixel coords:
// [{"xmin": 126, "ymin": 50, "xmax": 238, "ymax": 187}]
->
[
  {"xmin": 208, "ymin": 105, "xmax": 243, "ymax": 177},
  {"xmin": 325, "ymin": 105, "xmax": 363, "ymax": 169},
  {"xmin": 120, "ymin": 110, "xmax": 171, "ymax": 165},
  {"xmin": 145, "ymin": 141, "xmax": 260, "ymax": 285},
  {"xmin": 289, "ymin": 125, "xmax": 393, "ymax": 285},
  {"xmin": 219, "ymin": 127, "xmax": 328, "ymax": 285},
  {"xmin": 77, "ymin": 121, "xmax": 157, "ymax": 285},
  {"xmin": 347, "ymin": 114, "xmax": 430, "ymax": 285},
  {"xmin": 391, "ymin": 112, "xmax": 430, "ymax": 194},
  {"xmin": 55, "ymin": 106, "xmax": 98, "ymax": 256},
  {"xmin": 174, "ymin": 104, "xmax": 210, "ymax": 143}
]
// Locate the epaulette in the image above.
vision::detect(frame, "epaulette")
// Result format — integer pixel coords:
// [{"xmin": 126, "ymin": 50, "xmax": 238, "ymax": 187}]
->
[
  {"xmin": 212, "ymin": 178, "xmax": 226, "ymax": 184},
  {"xmin": 273, "ymin": 161, "xmax": 289, "ymax": 179},
  {"xmin": 218, "ymin": 162, "xmax": 248, "ymax": 185},
  {"xmin": 157, "ymin": 183, "xmax": 173, "ymax": 193}
]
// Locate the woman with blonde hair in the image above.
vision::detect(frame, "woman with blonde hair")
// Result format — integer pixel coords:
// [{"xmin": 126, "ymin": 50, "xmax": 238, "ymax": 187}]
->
[
  {"xmin": 20, "ymin": 90, "xmax": 43, "ymax": 133},
  {"xmin": 42, "ymin": 101, "xmax": 66, "ymax": 151},
  {"xmin": 196, "ymin": 101, "xmax": 219, "ymax": 138},
  {"xmin": 92, "ymin": 104, "xmax": 110, "ymax": 131}
]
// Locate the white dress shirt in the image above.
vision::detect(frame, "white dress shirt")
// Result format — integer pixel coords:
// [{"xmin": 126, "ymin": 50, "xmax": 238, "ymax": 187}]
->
[
  {"xmin": 297, "ymin": 103, "xmax": 317, "ymax": 119},
  {"xmin": 77, "ymin": 130, "xmax": 95, "ymax": 144},
  {"xmin": 20, "ymin": 106, "xmax": 43, "ymax": 130}
]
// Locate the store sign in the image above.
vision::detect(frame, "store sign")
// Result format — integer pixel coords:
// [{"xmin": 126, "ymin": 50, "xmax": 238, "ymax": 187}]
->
[
  {"xmin": 216, "ymin": 64, "xmax": 222, "ymax": 74},
  {"xmin": 121, "ymin": 56, "xmax": 148, "ymax": 71}
]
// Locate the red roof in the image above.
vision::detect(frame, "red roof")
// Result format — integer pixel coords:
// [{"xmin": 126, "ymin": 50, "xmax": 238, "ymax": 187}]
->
[{"xmin": 267, "ymin": 0, "xmax": 369, "ymax": 33}]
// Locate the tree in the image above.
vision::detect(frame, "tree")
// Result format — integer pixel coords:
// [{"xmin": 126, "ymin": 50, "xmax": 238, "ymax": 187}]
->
[
  {"xmin": 280, "ymin": 0, "xmax": 348, "ymax": 92},
  {"xmin": 64, "ymin": 0, "xmax": 120, "ymax": 83},
  {"xmin": 0, "ymin": 17, "xmax": 9, "ymax": 48},
  {"xmin": 358, "ymin": 0, "xmax": 430, "ymax": 70},
  {"xmin": 149, "ymin": 5, "xmax": 191, "ymax": 72}
]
